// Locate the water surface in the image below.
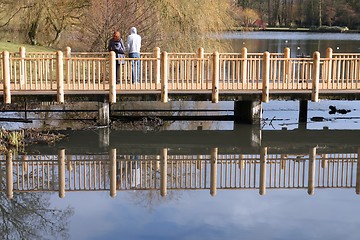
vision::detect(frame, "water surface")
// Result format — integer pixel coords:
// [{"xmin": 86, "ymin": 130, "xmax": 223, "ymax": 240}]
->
[
  {"xmin": 221, "ymin": 31, "xmax": 360, "ymax": 56},
  {"xmin": 1, "ymin": 31, "xmax": 360, "ymax": 240}
]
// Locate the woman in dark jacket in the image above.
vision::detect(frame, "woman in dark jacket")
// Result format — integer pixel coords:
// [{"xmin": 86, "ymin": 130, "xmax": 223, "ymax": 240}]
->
[{"xmin": 108, "ymin": 31, "xmax": 126, "ymax": 83}]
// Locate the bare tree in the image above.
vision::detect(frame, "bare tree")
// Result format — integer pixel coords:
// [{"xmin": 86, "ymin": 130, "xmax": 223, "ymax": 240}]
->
[
  {"xmin": 0, "ymin": 0, "xmax": 90, "ymax": 46},
  {"xmin": 72, "ymin": 0, "xmax": 234, "ymax": 52},
  {"xmin": 73, "ymin": 0, "xmax": 159, "ymax": 51},
  {"xmin": 0, "ymin": 165, "xmax": 73, "ymax": 240}
]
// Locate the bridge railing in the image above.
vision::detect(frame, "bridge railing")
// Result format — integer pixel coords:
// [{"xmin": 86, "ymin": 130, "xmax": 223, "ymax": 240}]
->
[
  {"xmin": 1, "ymin": 47, "xmax": 360, "ymax": 103},
  {"xmin": 167, "ymin": 52, "xmax": 213, "ymax": 90},
  {"xmin": 321, "ymin": 54, "xmax": 360, "ymax": 90},
  {"xmin": 1, "ymin": 148, "xmax": 359, "ymax": 198},
  {"xmin": 9, "ymin": 52, "xmax": 58, "ymax": 91}
]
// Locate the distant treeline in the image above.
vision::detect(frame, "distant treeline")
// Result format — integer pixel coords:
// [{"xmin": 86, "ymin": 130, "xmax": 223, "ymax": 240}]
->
[{"xmin": 235, "ymin": 0, "xmax": 360, "ymax": 29}]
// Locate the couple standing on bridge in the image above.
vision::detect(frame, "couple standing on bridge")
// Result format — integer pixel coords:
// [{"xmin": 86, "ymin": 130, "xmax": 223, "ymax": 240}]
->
[{"xmin": 107, "ymin": 27, "xmax": 142, "ymax": 84}]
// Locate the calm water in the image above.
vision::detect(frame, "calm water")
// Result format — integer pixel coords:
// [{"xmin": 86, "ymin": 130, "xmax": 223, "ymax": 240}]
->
[
  {"xmin": 2, "ymin": 129, "xmax": 360, "ymax": 240},
  {"xmin": 1, "ymin": 31, "xmax": 360, "ymax": 240},
  {"xmin": 222, "ymin": 31, "xmax": 360, "ymax": 56},
  {"xmin": 51, "ymin": 188, "xmax": 360, "ymax": 240}
]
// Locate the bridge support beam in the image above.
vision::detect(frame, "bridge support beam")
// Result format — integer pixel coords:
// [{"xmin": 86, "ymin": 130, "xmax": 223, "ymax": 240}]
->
[
  {"xmin": 98, "ymin": 127, "xmax": 110, "ymax": 148},
  {"xmin": 98, "ymin": 102, "xmax": 110, "ymax": 126},
  {"xmin": 233, "ymin": 124, "xmax": 261, "ymax": 147},
  {"xmin": 234, "ymin": 100, "xmax": 262, "ymax": 124},
  {"xmin": 299, "ymin": 100, "xmax": 308, "ymax": 129}
]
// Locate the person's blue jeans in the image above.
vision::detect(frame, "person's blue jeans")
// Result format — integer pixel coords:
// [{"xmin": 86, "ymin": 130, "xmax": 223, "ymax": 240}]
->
[{"xmin": 129, "ymin": 53, "xmax": 140, "ymax": 83}]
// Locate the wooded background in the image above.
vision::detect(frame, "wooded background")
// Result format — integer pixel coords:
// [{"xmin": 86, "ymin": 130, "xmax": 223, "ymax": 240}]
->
[{"xmin": 0, "ymin": 0, "xmax": 358, "ymax": 52}]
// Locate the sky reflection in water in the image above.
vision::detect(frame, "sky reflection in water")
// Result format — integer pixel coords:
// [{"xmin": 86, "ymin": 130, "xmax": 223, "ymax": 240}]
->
[
  {"xmin": 50, "ymin": 189, "xmax": 360, "ymax": 240},
  {"xmin": 262, "ymin": 100, "xmax": 360, "ymax": 130}
]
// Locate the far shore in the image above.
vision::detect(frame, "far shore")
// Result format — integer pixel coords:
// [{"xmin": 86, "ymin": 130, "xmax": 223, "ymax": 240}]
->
[{"xmin": 233, "ymin": 27, "xmax": 360, "ymax": 33}]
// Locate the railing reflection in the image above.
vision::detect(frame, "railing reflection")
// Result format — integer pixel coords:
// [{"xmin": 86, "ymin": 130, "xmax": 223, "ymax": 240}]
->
[{"xmin": 1, "ymin": 147, "xmax": 360, "ymax": 199}]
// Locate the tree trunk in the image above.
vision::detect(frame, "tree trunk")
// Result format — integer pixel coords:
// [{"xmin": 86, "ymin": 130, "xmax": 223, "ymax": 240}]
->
[
  {"xmin": 28, "ymin": 20, "xmax": 39, "ymax": 45},
  {"xmin": 319, "ymin": 0, "xmax": 322, "ymax": 26}
]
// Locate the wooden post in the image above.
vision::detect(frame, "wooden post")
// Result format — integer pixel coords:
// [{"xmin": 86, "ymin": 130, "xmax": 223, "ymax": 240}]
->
[
  {"xmin": 161, "ymin": 51, "xmax": 168, "ymax": 103},
  {"xmin": 6, "ymin": 151, "xmax": 13, "ymax": 199},
  {"xmin": 197, "ymin": 47, "xmax": 204, "ymax": 84},
  {"xmin": 22, "ymin": 155, "xmax": 29, "ymax": 173},
  {"xmin": 210, "ymin": 147, "xmax": 218, "ymax": 196},
  {"xmin": 110, "ymin": 148, "xmax": 117, "ymax": 198},
  {"xmin": 20, "ymin": 46, "xmax": 26, "ymax": 87},
  {"xmin": 284, "ymin": 47, "xmax": 290, "ymax": 83},
  {"xmin": 67, "ymin": 155, "xmax": 73, "ymax": 172},
  {"xmin": 109, "ymin": 51, "xmax": 116, "ymax": 103},
  {"xmin": 58, "ymin": 149, "xmax": 65, "ymax": 198},
  {"xmin": 155, "ymin": 155, "xmax": 160, "ymax": 171},
  {"xmin": 154, "ymin": 47, "xmax": 161, "ymax": 85},
  {"xmin": 321, "ymin": 154, "xmax": 328, "ymax": 169},
  {"xmin": 259, "ymin": 147, "xmax": 267, "ymax": 195},
  {"xmin": 65, "ymin": 47, "xmax": 71, "ymax": 88},
  {"xmin": 262, "ymin": 51, "xmax": 270, "ymax": 103},
  {"xmin": 280, "ymin": 154, "xmax": 287, "ymax": 170},
  {"xmin": 2, "ymin": 51, "xmax": 11, "ymax": 104},
  {"xmin": 160, "ymin": 148, "xmax": 168, "ymax": 197},
  {"xmin": 212, "ymin": 51, "xmax": 219, "ymax": 103},
  {"xmin": 241, "ymin": 47, "xmax": 248, "ymax": 86},
  {"xmin": 326, "ymin": 48, "xmax": 333, "ymax": 84},
  {"xmin": 308, "ymin": 147, "xmax": 316, "ymax": 195},
  {"xmin": 56, "ymin": 51, "xmax": 64, "ymax": 103},
  {"xmin": 312, "ymin": 51, "xmax": 320, "ymax": 102}
]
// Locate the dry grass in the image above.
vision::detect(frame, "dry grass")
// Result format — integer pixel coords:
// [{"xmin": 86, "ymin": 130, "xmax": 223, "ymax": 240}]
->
[
  {"xmin": 0, "ymin": 41, "xmax": 56, "ymax": 53},
  {"xmin": 0, "ymin": 128, "xmax": 66, "ymax": 153}
]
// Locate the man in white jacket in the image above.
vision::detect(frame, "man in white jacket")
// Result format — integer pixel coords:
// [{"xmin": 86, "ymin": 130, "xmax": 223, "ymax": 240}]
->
[{"xmin": 127, "ymin": 27, "xmax": 142, "ymax": 83}]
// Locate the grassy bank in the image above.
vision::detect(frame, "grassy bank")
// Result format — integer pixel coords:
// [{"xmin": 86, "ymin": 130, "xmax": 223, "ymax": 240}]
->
[{"xmin": 0, "ymin": 42, "xmax": 56, "ymax": 52}]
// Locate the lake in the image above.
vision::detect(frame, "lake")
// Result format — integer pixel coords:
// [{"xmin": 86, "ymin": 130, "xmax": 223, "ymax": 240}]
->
[
  {"xmin": 1, "ymin": 31, "xmax": 360, "ymax": 240},
  {"xmin": 2, "ymin": 128, "xmax": 360, "ymax": 240},
  {"xmin": 222, "ymin": 31, "xmax": 360, "ymax": 57}
]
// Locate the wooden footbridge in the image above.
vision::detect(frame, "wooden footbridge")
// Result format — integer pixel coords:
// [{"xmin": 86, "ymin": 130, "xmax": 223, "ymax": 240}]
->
[
  {"xmin": 1, "ymin": 47, "xmax": 360, "ymax": 124},
  {"xmin": 1, "ymin": 47, "xmax": 360, "ymax": 103}
]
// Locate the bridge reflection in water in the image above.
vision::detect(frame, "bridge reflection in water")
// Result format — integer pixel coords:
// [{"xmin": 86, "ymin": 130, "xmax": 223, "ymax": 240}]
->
[{"xmin": 1, "ymin": 146, "xmax": 359, "ymax": 199}]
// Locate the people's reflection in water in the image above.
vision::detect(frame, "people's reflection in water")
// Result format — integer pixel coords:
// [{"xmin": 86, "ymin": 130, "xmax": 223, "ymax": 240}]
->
[
  {"xmin": 1, "ymin": 171, "xmax": 73, "ymax": 239},
  {"xmin": 117, "ymin": 154, "xmax": 141, "ymax": 188},
  {"xmin": 114, "ymin": 154, "xmax": 182, "ymax": 210}
]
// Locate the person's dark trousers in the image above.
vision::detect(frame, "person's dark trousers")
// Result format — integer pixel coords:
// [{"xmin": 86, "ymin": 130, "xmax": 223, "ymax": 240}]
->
[
  {"xmin": 116, "ymin": 64, "xmax": 120, "ymax": 84},
  {"xmin": 129, "ymin": 52, "xmax": 140, "ymax": 83}
]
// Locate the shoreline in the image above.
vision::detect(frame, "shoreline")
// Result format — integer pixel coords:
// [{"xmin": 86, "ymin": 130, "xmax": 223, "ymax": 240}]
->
[{"xmin": 232, "ymin": 27, "xmax": 360, "ymax": 34}]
